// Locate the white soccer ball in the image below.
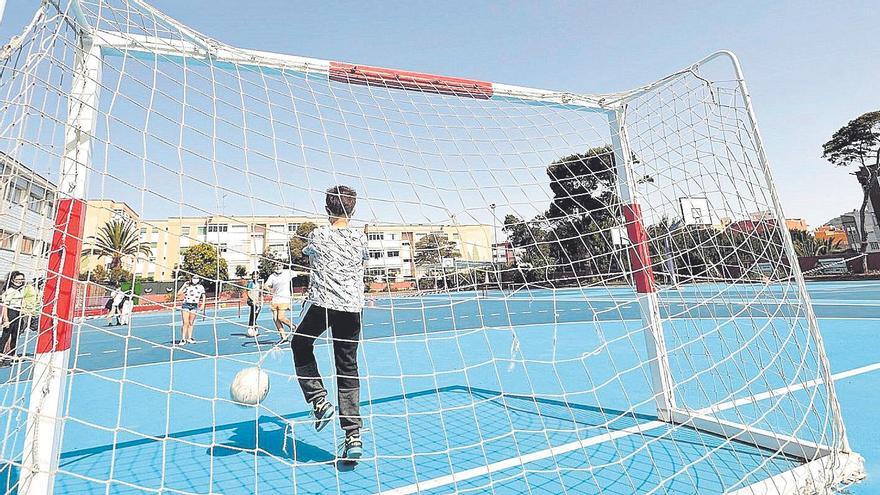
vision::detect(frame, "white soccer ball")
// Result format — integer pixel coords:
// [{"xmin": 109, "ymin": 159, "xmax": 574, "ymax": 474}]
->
[
  {"xmin": 245, "ymin": 326, "xmax": 258, "ymax": 338},
  {"xmin": 230, "ymin": 367, "xmax": 270, "ymax": 406}
]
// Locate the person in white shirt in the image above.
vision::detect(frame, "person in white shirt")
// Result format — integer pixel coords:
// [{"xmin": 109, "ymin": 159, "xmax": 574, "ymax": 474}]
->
[
  {"xmin": 291, "ymin": 185, "xmax": 369, "ymax": 460},
  {"xmin": 176, "ymin": 275, "xmax": 206, "ymax": 345},
  {"xmin": 264, "ymin": 265, "xmax": 294, "ymax": 342},
  {"xmin": 119, "ymin": 292, "xmax": 134, "ymax": 326},
  {"xmin": 106, "ymin": 285, "xmax": 124, "ymax": 326}
]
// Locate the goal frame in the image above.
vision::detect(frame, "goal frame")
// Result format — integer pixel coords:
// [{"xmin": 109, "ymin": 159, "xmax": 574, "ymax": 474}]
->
[{"xmin": 18, "ymin": 4, "xmax": 863, "ymax": 493}]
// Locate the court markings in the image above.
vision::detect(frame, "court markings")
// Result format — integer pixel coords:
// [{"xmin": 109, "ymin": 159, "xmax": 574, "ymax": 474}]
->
[{"xmin": 377, "ymin": 361, "xmax": 880, "ymax": 495}]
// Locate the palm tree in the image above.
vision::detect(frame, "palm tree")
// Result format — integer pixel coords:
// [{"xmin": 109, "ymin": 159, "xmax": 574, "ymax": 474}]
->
[{"xmin": 84, "ymin": 219, "xmax": 152, "ymax": 269}]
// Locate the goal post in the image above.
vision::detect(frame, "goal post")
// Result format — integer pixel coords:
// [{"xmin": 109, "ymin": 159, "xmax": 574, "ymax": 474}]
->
[
  {"xmin": 21, "ymin": 38, "xmax": 101, "ymax": 495},
  {"xmin": 0, "ymin": 1, "xmax": 864, "ymax": 494},
  {"xmin": 608, "ymin": 108, "xmax": 676, "ymax": 420}
]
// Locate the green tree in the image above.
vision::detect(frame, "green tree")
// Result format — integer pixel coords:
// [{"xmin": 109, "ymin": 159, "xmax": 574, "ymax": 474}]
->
[
  {"xmin": 108, "ymin": 266, "xmax": 133, "ymax": 285},
  {"xmin": 791, "ymin": 230, "xmax": 844, "ymax": 257},
  {"xmin": 823, "ymin": 110, "xmax": 880, "ymax": 272},
  {"xmin": 544, "ymin": 146, "xmax": 621, "ymax": 277},
  {"xmin": 80, "ymin": 264, "xmax": 108, "ymax": 282},
  {"xmin": 84, "ymin": 219, "xmax": 152, "ymax": 269},
  {"xmin": 258, "ymin": 251, "xmax": 283, "ymax": 280},
  {"xmin": 413, "ymin": 232, "xmax": 460, "ymax": 267},
  {"xmin": 502, "ymin": 214, "xmax": 555, "ymax": 271},
  {"xmin": 179, "ymin": 243, "xmax": 228, "ymax": 284},
  {"xmin": 234, "ymin": 265, "xmax": 248, "ymax": 278},
  {"xmin": 288, "ymin": 221, "xmax": 319, "ymax": 269}
]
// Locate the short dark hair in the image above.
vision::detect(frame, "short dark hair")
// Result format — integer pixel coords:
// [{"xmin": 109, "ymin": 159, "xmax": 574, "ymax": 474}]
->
[{"xmin": 325, "ymin": 185, "xmax": 357, "ymax": 218}]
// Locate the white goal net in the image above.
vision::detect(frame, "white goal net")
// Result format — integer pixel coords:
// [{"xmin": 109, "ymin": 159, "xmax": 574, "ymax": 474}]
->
[{"xmin": 0, "ymin": 1, "xmax": 864, "ymax": 494}]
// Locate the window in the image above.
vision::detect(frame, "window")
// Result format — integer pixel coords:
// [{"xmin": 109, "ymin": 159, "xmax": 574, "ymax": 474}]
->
[
  {"xmin": 402, "ymin": 258, "xmax": 411, "ymax": 263},
  {"xmin": 207, "ymin": 224, "xmax": 228, "ymax": 233},
  {"xmin": 368, "ymin": 250, "xmax": 383, "ymax": 259},
  {"xmin": 402, "ymin": 241, "xmax": 410, "ymax": 246},
  {"xmin": 28, "ymin": 193, "xmax": 43, "ymax": 214},
  {"xmin": 179, "ymin": 247, "xmax": 189, "ymax": 255},
  {"xmin": 152, "ymin": 227, "xmax": 159, "ymax": 234},
  {"xmin": 217, "ymin": 243, "xmax": 228, "ymax": 253},
  {"xmin": 181, "ymin": 226, "xmax": 191, "ymax": 236},
  {"xmin": 230, "ymin": 224, "xmax": 248, "ymax": 233},
  {"xmin": 20, "ymin": 236, "xmax": 34, "ymax": 254},
  {"xmin": 7, "ymin": 180, "xmax": 27, "ymax": 205},
  {"xmin": 368, "ymin": 232, "xmax": 384, "ymax": 241},
  {"xmin": 197, "ymin": 226, "xmax": 207, "ymax": 236},
  {"xmin": 0, "ymin": 230, "xmax": 15, "ymax": 250},
  {"xmin": 140, "ymin": 227, "xmax": 147, "ymax": 235},
  {"xmin": 367, "ymin": 267, "xmax": 386, "ymax": 277},
  {"xmin": 270, "ymin": 224, "xmax": 284, "ymax": 232},
  {"xmin": 150, "ymin": 242, "xmax": 158, "ymax": 249},
  {"xmin": 386, "ymin": 250, "xmax": 400, "ymax": 258},
  {"xmin": 288, "ymin": 223, "xmax": 300, "ymax": 232},
  {"xmin": 388, "ymin": 233, "xmax": 396, "ymax": 240}
]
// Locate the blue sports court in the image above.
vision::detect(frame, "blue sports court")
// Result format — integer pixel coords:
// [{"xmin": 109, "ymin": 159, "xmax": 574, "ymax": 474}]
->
[{"xmin": 0, "ymin": 280, "xmax": 876, "ymax": 494}]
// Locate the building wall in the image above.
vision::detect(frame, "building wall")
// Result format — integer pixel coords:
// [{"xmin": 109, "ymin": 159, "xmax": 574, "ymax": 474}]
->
[
  {"xmin": 814, "ymin": 225, "xmax": 849, "ymax": 249},
  {"xmin": 785, "ymin": 218, "xmax": 809, "ymax": 232},
  {"xmin": 0, "ymin": 153, "xmax": 56, "ymax": 278},
  {"xmin": 827, "ymin": 209, "xmax": 880, "ymax": 253},
  {"xmin": 80, "ymin": 201, "xmax": 494, "ymax": 282}
]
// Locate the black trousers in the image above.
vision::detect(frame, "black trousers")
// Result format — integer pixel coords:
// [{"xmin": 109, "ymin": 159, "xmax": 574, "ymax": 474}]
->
[
  {"xmin": 247, "ymin": 299, "xmax": 261, "ymax": 326},
  {"xmin": 0, "ymin": 308, "xmax": 24, "ymax": 357},
  {"xmin": 291, "ymin": 304, "xmax": 362, "ymax": 433}
]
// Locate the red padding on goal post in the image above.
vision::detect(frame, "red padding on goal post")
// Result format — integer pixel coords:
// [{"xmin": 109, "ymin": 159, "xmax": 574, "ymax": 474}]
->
[
  {"xmin": 623, "ymin": 203, "xmax": 656, "ymax": 294},
  {"xmin": 329, "ymin": 62, "xmax": 494, "ymax": 99},
  {"xmin": 37, "ymin": 198, "xmax": 86, "ymax": 354}
]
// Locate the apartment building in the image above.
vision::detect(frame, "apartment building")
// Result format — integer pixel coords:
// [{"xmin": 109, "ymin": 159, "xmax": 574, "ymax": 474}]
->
[
  {"xmin": 81, "ymin": 199, "xmax": 494, "ymax": 282},
  {"xmin": 0, "ymin": 152, "xmax": 56, "ymax": 275}
]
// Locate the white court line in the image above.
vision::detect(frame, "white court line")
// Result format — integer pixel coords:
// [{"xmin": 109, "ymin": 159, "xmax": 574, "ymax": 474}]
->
[{"xmin": 377, "ymin": 361, "xmax": 880, "ymax": 495}]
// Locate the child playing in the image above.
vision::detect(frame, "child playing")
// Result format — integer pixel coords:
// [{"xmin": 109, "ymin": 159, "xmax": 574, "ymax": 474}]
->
[{"xmin": 292, "ymin": 185, "xmax": 369, "ymax": 460}]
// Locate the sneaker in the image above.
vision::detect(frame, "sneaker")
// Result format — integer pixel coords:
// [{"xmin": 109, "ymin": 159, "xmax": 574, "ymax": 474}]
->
[
  {"xmin": 341, "ymin": 431, "xmax": 363, "ymax": 460},
  {"xmin": 187, "ymin": 338, "xmax": 196, "ymax": 344},
  {"xmin": 177, "ymin": 340, "xmax": 186, "ymax": 346},
  {"xmin": 311, "ymin": 398, "xmax": 335, "ymax": 432}
]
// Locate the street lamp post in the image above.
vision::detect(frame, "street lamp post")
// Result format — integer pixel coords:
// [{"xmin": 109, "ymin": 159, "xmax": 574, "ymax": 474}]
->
[{"xmin": 489, "ymin": 203, "xmax": 497, "ymax": 287}]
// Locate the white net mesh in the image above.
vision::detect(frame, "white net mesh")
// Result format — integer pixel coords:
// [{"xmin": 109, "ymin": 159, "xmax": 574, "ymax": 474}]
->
[{"xmin": 0, "ymin": 1, "xmax": 862, "ymax": 494}]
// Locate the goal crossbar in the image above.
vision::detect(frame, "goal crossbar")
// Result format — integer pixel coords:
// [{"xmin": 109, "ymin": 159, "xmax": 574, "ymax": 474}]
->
[{"xmin": 86, "ymin": 29, "xmax": 712, "ymax": 113}]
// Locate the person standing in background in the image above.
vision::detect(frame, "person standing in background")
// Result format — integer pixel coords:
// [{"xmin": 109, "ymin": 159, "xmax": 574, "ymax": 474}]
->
[
  {"xmin": 246, "ymin": 271, "xmax": 263, "ymax": 336},
  {"xmin": 0, "ymin": 271, "xmax": 29, "ymax": 364}
]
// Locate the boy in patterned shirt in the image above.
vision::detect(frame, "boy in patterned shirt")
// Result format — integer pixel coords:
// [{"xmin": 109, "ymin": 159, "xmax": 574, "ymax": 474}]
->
[{"xmin": 292, "ymin": 185, "xmax": 369, "ymax": 460}]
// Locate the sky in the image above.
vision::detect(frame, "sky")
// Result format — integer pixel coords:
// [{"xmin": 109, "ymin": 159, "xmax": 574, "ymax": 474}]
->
[{"xmin": 1, "ymin": 0, "xmax": 877, "ymax": 228}]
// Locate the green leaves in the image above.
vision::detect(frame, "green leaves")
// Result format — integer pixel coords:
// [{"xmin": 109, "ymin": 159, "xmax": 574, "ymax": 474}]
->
[
  {"xmin": 85, "ymin": 219, "xmax": 152, "ymax": 269},
  {"xmin": 413, "ymin": 232, "xmax": 460, "ymax": 266},
  {"xmin": 822, "ymin": 111, "xmax": 880, "ymax": 167},
  {"xmin": 179, "ymin": 243, "xmax": 228, "ymax": 283}
]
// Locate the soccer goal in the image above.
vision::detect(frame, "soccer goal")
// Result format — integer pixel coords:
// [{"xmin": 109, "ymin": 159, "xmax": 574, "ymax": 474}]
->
[{"xmin": 0, "ymin": 1, "xmax": 864, "ymax": 494}]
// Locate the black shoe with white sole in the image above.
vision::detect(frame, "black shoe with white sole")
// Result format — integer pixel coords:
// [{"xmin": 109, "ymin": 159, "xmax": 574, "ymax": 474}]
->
[{"xmin": 312, "ymin": 397, "xmax": 335, "ymax": 432}]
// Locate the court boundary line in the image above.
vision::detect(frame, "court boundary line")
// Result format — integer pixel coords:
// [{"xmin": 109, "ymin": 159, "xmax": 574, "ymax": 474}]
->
[{"xmin": 376, "ymin": 361, "xmax": 880, "ymax": 495}]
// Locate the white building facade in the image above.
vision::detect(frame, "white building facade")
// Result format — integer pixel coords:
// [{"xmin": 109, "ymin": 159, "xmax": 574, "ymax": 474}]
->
[{"xmin": 0, "ymin": 152, "xmax": 55, "ymax": 277}]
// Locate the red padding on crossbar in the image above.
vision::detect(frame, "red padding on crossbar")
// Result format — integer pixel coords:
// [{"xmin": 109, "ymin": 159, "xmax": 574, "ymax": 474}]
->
[
  {"xmin": 329, "ymin": 62, "xmax": 494, "ymax": 99},
  {"xmin": 38, "ymin": 198, "xmax": 86, "ymax": 353},
  {"xmin": 623, "ymin": 203, "xmax": 656, "ymax": 294}
]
